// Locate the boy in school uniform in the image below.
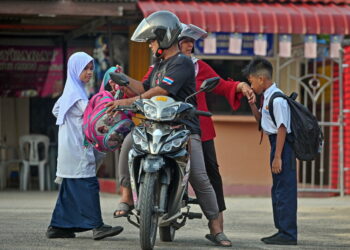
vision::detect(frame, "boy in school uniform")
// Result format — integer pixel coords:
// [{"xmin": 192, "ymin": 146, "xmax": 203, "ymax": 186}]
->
[{"xmin": 244, "ymin": 56, "xmax": 298, "ymax": 245}]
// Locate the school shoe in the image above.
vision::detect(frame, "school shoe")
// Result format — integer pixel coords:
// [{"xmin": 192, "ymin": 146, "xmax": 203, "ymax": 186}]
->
[
  {"xmin": 46, "ymin": 226, "xmax": 76, "ymax": 238},
  {"xmin": 262, "ymin": 234, "xmax": 297, "ymax": 245},
  {"xmin": 92, "ymin": 224, "xmax": 123, "ymax": 240},
  {"xmin": 260, "ymin": 232, "xmax": 279, "ymax": 242}
]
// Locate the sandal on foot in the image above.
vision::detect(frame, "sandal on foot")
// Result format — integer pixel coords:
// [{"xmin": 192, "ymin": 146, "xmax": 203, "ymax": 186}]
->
[
  {"xmin": 205, "ymin": 232, "xmax": 232, "ymax": 247},
  {"xmin": 113, "ymin": 202, "xmax": 134, "ymax": 218}
]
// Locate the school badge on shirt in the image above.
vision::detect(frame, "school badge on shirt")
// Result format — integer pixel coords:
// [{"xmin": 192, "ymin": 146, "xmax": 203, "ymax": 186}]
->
[{"xmin": 162, "ymin": 76, "xmax": 174, "ymax": 85}]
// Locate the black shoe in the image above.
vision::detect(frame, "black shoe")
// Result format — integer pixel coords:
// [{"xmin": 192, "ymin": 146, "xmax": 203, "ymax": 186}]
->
[
  {"xmin": 260, "ymin": 232, "xmax": 279, "ymax": 242},
  {"xmin": 46, "ymin": 226, "xmax": 75, "ymax": 239},
  {"xmin": 262, "ymin": 234, "xmax": 297, "ymax": 245},
  {"xmin": 92, "ymin": 224, "xmax": 123, "ymax": 240}
]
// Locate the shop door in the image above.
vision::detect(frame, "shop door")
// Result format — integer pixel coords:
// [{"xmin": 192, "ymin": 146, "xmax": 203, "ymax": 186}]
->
[{"xmin": 276, "ymin": 44, "xmax": 345, "ymax": 196}]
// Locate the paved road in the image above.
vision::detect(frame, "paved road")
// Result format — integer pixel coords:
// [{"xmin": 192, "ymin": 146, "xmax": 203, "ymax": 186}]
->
[{"xmin": 0, "ymin": 191, "xmax": 349, "ymax": 249}]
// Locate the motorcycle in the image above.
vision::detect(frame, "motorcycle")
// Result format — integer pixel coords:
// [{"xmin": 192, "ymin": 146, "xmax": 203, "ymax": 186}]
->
[{"xmin": 111, "ymin": 72, "xmax": 219, "ymax": 250}]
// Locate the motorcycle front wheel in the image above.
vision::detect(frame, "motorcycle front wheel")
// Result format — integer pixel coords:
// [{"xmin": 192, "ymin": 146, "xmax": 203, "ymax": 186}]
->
[{"xmin": 139, "ymin": 172, "xmax": 159, "ymax": 250}]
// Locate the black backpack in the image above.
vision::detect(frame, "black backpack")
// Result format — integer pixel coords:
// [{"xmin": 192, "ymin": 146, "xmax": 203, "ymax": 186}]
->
[{"xmin": 268, "ymin": 92, "xmax": 324, "ymax": 161}]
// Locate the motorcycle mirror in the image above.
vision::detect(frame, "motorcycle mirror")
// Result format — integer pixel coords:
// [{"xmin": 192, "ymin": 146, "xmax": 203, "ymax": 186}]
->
[
  {"xmin": 109, "ymin": 72, "xmax": 130, "ymax": 87},
  {"xmin": 199, "ymin": 77, "xmax": 220, "ymax": 93},
  {"xmin": 184, "ymin": 77, "xmax": 220, "ymax": 103}
]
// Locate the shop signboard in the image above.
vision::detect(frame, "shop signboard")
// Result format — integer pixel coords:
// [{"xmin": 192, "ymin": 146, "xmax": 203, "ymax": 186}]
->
[
  {"xmin": 195, "ymin": 32, "xmax": 274, "ymax": 57},
  {"xmin": 0, "ymin": 46, "xmax": 63, "ymax": 97}
]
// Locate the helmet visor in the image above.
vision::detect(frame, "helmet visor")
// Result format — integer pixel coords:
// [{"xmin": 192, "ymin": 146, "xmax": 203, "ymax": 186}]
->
[
  {"xmin": 178, "ymin": 24, "xmax": 207, "ymax": 41},
  {"xmin": 131, "ymin": 18, "xmax": 157, "ymax": 42}
]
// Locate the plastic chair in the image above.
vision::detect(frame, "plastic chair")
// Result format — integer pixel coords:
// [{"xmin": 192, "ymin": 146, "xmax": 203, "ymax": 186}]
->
[{"xmin": 19, "ymin": 134, "xmax": 50, "ymax": 191}]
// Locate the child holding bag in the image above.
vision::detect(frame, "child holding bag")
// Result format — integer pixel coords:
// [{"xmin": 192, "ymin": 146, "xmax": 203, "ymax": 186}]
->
[{"xmin": 46, "ymin": 52, "xmax": 123, "ymax": 240}]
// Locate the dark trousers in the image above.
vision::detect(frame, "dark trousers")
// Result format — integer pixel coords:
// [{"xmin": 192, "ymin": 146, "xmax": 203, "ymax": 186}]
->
[
  {"xmin": 202, "ymin": 139, "xmax": 226, "ymax": 212},
  {"xmin": 269, "ymin": 135, "xmax": 297, "ymax": 241}
]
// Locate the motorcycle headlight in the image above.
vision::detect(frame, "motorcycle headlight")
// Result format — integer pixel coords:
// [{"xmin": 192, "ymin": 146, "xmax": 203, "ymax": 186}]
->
[
  {"xmin": 172, "ymin": 138, "xmax": 182, "ymax": 147},
  {"xmin": 160, "ymin": 105, "xmax": 179, "ymax": 120},
  {"xmin": 143, "ymin": 103, "xmax": 157, "ymax": 120},
  {"xmin": 132, "ymin": 132, "xmax": 148, "ymax": 152},
  {"xmin": 160, "ymin": 137, "xmax": 187, "ymax": 153},
  {"xmin": 162, "ymin": 143, "xmax": 172, "ymax": 152}
]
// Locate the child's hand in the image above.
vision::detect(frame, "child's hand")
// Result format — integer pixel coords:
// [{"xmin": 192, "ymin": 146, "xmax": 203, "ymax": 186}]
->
[
  {"xmin": 247, "ymin": 92, "xmax": 256, "ymax": 104},
  {"xmin": 240, "ymin": 82, "xmax": 255, "ymax": 104},
  {"xmin": 115, "ymin": 65, "xmax": 123, "ymax": 73},
  {"xmin": 271, "ymin": 157, "xmax": 282, "ymax": 174}
]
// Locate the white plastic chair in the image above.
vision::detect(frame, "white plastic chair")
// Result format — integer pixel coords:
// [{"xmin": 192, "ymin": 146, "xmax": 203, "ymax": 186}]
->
[{"xmin": 19, "ymin": 134, "xmax": 50, "ymax": 191}]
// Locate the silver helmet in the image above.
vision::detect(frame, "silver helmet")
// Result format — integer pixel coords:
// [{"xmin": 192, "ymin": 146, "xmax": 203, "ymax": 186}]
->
[
  {"xmin": 178, "ymin": 23, "xmax": 208, "ymax": 41},
  {"xmin": 131, "ymin": 10, "xmax": 182, "ymax": 50}
]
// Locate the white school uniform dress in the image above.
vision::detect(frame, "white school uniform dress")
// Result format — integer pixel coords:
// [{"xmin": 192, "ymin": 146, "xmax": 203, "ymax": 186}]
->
[{"xmin": 261, "ymin": 83, "xmax": 291, "ymax": 135}]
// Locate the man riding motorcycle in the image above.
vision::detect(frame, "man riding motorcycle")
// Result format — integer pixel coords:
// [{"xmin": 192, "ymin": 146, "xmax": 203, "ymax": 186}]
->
[{"xmin": 106, "ymin": 10, "xmax": 232, "ymax": 247}]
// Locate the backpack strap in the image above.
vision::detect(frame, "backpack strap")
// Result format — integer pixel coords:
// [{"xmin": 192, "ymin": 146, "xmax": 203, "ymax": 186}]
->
[
  {"xmin": 268, "ymin": 91, "xmax": 298, "ymax": 127},
  {"xmin": 268, "ymin": 92, "xmax": 286, "ymax": 127}
]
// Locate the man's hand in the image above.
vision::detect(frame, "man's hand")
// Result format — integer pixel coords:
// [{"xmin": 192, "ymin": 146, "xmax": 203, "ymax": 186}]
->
[
  {"xmin": 119, "ymin": 85, "xmax": 136, "ymax": 98},
  {"xmin": 105, "ymin": 98, "xmax": 134, "ymax": 117},
  {"xmin": 272, "ymin": 156, "xmax": 282, "ymax": 174},
  {"xmin": 238, "ymin": 82, "xmax": 256, "ymax": 104}
]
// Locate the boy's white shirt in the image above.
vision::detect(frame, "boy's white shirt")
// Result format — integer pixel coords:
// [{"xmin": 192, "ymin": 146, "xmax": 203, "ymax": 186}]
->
[
  {"xmin": 261, "ymin": 83, "xmax": 291, "ymax": 135},
  {"xmin": 53, "ymin": 99, "xmax": 96, "ymax": 178}
]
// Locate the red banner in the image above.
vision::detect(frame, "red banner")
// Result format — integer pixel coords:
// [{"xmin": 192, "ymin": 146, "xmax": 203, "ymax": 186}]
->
[{"xmin": 0, "ymin": 46, "xmax": 64, "ymax": 97}]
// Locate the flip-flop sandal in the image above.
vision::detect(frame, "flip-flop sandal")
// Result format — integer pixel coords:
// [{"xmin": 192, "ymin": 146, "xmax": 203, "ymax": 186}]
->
[
  {"xmin": 113, "ymin": 202, "xmax": 134, "ymax": 218},
  {"xmin": 205, "ymin": 232, "xmax": 232, "ymax": 247}
]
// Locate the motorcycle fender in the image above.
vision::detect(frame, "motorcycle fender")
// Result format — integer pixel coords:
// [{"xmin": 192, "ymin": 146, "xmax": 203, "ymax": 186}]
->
[{"xmin": 143, "ymin": 155, "xmax": 165, "ymax": 173}]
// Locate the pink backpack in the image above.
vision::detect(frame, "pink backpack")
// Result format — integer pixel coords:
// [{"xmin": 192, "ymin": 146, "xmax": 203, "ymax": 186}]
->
[{"xmin": 82, "ymin": 79, "xmax": 134, "ymax": 152}]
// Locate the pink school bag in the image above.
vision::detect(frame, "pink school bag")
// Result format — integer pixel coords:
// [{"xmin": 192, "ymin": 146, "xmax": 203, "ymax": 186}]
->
[{"xmin": 82, "ymin": 67, "xmax": 134, "ymax": 152}]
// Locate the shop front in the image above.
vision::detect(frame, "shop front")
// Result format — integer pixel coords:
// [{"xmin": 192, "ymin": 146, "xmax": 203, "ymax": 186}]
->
[
  {"xmin": 0, "ymin": 0, "xmax": 139, "ymax": 191},
  {"xmin": 128, "ymin": 0, "xmax": 350, "ymax": 195},
  {"xmin": 1, "ymin": 0, "xmax": 349, "ymax": 195}
]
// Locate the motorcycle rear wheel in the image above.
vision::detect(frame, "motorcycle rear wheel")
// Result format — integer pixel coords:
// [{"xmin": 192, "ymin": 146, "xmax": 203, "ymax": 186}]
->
[
  {"xmin": 139, "ymin": 172, "xmax": 159, "ymax": 250},
  {"xmin": 159, "ymin": 225, "xmax": 176, "ymax": 242}
]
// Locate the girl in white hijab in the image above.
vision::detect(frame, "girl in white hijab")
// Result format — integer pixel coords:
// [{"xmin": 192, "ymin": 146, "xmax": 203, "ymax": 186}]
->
[{"xmin": 47, "ymin": 52, "xmax": 123, "ymax": 240}]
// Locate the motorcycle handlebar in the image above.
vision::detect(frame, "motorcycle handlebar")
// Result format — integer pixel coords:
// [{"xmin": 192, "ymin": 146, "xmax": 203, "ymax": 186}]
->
[
  {"xmin": 113, "ymin": 105, "xmax": 137, "ymax": 112},
  {"xmin": 113, "ymin": 105, "xmax": 212, "ymax": 118},
  {"xmin": 193, "ymin": 110, "xmax": 212, "ymax": 117}
]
